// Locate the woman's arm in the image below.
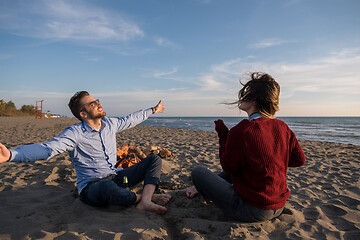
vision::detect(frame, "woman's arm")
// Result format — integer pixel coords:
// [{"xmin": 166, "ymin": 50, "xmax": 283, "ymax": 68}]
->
[{"xmin": 289, "ymin": 131, "xmax": 306, "ymax": 167}]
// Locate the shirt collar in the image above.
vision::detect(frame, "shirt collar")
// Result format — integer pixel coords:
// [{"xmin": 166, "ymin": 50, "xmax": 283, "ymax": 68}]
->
[
  {"xmin": 249, "ymin": 112, "xmax": 262, "ymax": 121},
  {"xmin": 81, "ymin": 118, "xmax": 107, "ymax": 132}
]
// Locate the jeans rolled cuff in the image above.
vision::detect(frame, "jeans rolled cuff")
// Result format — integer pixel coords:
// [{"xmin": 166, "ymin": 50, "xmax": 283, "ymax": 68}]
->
[
  {"xmin": 144, "ymin": 177, "xmax": 160, "ymax": 187},
  {"xmin": 129, "ymin": 191, "xmax": 138, "ymax": 205}
]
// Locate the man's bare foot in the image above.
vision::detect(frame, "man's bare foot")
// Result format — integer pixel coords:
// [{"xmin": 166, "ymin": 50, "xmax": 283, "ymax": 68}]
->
[
  {"xmin": 136, "ymin": 201, "xmax": 167, "ymax": 214},
  {"xmin": 182, "ymin": 186, "xmax": 198, "ymax": 198},
  {"xmin": 152, "ymin": 193, "xmax": 172, "ymax": 206}
]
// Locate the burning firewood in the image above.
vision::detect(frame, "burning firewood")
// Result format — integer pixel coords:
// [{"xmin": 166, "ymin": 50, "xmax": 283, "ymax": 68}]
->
[
  {"xmin": 116, "ymin": 145, "xmax": 175, "ymax": 169},
  {"xmin": 116, "ymin": 145, "xmax": 142, "ymax": 169},
  {"xmin": 133, "ymin": 146, "xmax": 147, "ymax": 159}
]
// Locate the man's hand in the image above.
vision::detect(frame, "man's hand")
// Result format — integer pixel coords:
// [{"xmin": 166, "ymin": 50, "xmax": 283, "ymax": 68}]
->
[
  {"xmin": 0, "ymin": 143, "xmax": 11, "ymax": 163},
  {"xmin": 152, "ymin": 100, "xmax": 165, "ymax": 114}
]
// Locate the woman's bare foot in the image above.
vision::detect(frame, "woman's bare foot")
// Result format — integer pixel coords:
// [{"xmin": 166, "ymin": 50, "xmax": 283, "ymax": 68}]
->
[
  {"xmin": 136, "ymin": 201, "xmax": 167, "ymax": 214},
  {"xmin": 182, "ymin": 186, "xmax": 198, "ymax": 198},
  {"xmin": 152, "ymin": 193, "xmax": 172, "ymax": 206}
]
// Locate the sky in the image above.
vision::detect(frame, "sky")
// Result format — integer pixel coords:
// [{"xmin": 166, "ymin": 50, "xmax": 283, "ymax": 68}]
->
[{"xmin": 0, "ymin": 0, "xmax": 359, "ymax": 117}]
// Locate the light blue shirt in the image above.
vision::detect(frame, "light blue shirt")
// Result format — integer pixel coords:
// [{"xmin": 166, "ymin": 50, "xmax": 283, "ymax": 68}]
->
[
  {"xmin": 249, "ymin": 112, "xmax": 262, "ymax": 120},
  {"xmin": 10, "ymin": 108, "xmax": 153, "ymax": 194}
]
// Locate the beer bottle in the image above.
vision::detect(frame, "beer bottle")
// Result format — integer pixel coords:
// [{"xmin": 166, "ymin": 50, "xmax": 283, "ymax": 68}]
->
[{"xmin": 123, "ymin": 176, "xmax": 129, "ymax": 189}]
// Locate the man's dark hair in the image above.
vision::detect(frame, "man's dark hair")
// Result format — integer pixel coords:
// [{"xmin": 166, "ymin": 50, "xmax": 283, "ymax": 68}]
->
[{"xmin": 68, "ymin": 91, "xmax": 89, "ymax": 120}]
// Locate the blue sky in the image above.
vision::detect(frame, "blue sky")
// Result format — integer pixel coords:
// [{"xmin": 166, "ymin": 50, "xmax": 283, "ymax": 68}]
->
[{"xmin": 0, "ymin": 0, "xmax": 359, "ymax": 117}]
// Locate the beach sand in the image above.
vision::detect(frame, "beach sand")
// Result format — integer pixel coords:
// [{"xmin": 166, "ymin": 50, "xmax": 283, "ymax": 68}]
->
[{"xmin": 0, "ymin": 116, "xmax": 359, "ymax": 240}]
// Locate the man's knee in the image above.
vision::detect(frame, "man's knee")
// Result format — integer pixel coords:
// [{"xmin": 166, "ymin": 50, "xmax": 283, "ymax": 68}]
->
[
  {"xmin": 149, "ymin": 154, "xmax": 162, "ymax": 162},
  {"xmin": 146, "ymin": 154, "xmax": 162, "ymax": 168}
]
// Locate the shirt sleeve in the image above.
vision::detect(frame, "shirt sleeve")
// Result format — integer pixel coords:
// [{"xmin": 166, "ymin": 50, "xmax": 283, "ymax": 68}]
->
[
  {"xmin": 9, "ymin": 127, "xmax": 77, "ymax": 163},
  {"xmin": 113, "ymin": 108, "xmax": 153, "ymax": 133},
  {"xmin": 288, "ymin": 131, "xmax": 306, "ymax": 167}
]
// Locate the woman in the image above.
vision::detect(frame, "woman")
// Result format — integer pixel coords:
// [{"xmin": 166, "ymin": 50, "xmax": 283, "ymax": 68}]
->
[{"xmin": 183, "ymin": 72, "xmax": 305, "ymax": 222}]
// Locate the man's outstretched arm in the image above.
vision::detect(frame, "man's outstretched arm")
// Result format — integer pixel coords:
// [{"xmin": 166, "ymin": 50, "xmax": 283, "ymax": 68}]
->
[
  {"xmin": 114, "ymin": 100, "xmax": 165, "ymax": 132},
  {"xmin": 0, "ymin": 127, "xmax": 77, "ymax": 163},
  {"xmin": 0, "ymin": 143, "xmax": 11, "ymax": 163}
]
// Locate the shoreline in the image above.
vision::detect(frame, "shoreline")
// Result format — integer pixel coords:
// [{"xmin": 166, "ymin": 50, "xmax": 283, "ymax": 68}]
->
[
  {"xmin": 2, "ymin": 116, "xmax": 358, "ymax": 146},
  {"xmin": 0, "ymin": 117, "xmax": 359, "ymax": 239}
]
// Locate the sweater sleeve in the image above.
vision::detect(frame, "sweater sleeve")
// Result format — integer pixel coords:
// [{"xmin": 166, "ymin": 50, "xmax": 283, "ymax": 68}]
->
[
  {"xmin": 219, "ymin": 128, "xmax": 242, "ymax": 175},
  {"xmin": 288, "ymin": 130, "xmax": 306, "ymax": 167},
  {"xmin": 215, "ymin": 120, "xmax": 229, "ymax": 154}
]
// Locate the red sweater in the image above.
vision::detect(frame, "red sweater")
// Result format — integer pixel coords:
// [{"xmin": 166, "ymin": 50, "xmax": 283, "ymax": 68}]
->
[{"xmin": 215, "ymin": 118, "xmax": 305, "ymax": 210}]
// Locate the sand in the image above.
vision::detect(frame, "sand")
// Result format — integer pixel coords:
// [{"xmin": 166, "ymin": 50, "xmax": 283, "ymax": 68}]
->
[{"xmin": 0, "ymin": 116, "xmax": 359, "ymax": 240}]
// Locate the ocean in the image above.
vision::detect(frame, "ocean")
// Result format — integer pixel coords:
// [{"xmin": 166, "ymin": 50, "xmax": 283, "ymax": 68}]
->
[{"xmin": 141, "ymin": 117, "xmax": 360, "ymax": 146}]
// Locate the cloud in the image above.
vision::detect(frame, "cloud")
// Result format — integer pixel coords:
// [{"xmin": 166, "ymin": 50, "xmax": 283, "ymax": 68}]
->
[
  {"xmin": 186, "ymin": 48, "xmax": 360, "ymax": 116},
  {"xmin": 154, "ymin": 37, "xmax": 177, "ymax": 47},
  {"xmin": 198, "ymin": 48, "xmax": 360, "ymax": 97},
  {"xmin": 196, "ymin": 0, "xmax": 213, "ymax": 4},
  {"xmin": 2, "ymin": 47, "xmax": 359, "ymax": 117},
  {"xmin": 281, "ymin": 0, "xmax": 304, "ymax": 8},
  {"xmin": 0, "ymin": 54, "xmax": 11, "ymax": 60},
  {"xmin": 0, "ymin": 0, "xmax": 144, "ymax": 42},
  {"xmin": 199, "ymin": 75, "xmax": 224, "ymax": 91},
  {"xmin": 86, "ymin": 57, "xmax": 101, "ymax": 62},
  {"xmin": 146, "ymin": 67, "xmax": 197, "ymax": 84},
  {"xmin": 153, "ymin": 67, "xmax": 179, "ymax": 79},
  {"xmin": 148, "ymin": 62, "xmax": 236, "ymax": 92},
  {"xmin": 249, "ymin": 38, "xmax": 286, "ymax": 49},
  {"xmin": 273, "ymin": 49, "xmax": 360, "ymax": 95},
  {"xmin": 196, "ymin": 57, "xmax": 254, "ymax": 92},
  {"xmin": 210, "ymin": 58, "xmax": 242, "ymax": 74}
]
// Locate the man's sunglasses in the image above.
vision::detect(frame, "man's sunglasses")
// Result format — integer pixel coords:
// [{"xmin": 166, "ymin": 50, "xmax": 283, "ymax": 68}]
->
[{"xmin": 80, "ymin": 99, "xmax": 100, "ymax": 112}]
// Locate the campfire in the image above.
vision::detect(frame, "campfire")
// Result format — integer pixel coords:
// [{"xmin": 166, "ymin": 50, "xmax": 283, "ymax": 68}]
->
[
  {"xmin": 116, "ymin": 145, "xmax": 144, "ymax": 169},
  {"xmin": 116, "ymin": 145, "xmax": 174, "ymax": 169}
]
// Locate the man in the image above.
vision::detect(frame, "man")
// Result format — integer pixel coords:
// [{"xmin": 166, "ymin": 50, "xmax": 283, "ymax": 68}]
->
[{"xmin": 0, "ymin": 91, "xmax": 171, "ymax": 214}]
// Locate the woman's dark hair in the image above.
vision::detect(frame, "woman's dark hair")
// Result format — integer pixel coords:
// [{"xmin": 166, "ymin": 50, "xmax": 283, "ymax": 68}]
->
[
  {"xmin": 236, "ymin": 72, "xmax": 280, "ymax": 118},
  {"xmin": 68, "ymin": 91, "xmax": 89, "ymax": 120}
]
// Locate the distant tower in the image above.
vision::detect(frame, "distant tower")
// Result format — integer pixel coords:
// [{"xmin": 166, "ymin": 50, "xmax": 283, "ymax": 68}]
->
[{"xmin": 35, "ymin": 100, "xmax": 44, "ymax": 119}]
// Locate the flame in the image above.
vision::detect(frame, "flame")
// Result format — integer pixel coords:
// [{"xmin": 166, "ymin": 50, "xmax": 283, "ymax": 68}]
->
[
  {"xmin": 116, "ymin": 145, "xmax": 141, "ymax": 169},
  {"xmin": 117, "ymin": 145, "xmax": 132, "ymax": 158}
]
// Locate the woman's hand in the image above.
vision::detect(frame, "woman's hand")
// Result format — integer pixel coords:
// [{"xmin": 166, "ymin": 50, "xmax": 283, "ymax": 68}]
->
[
  {"xmin": 181, "ymin": 186, "xmax": 198, "ymax": 199},
  {"xmin": 214, "ymin": 119, "xmax": 229, "ymax": 135}
]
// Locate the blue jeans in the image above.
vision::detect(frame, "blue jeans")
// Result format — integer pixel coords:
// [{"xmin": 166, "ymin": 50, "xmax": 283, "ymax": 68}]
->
[
  {"xmin": 79, "ymin": 155, "xmax": 162, "ymax": 207},
  {"xmin": 191, "ymin": 166, "xmax": 284, "ymax": 222}
]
